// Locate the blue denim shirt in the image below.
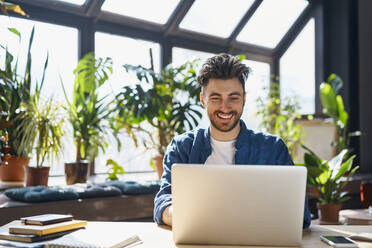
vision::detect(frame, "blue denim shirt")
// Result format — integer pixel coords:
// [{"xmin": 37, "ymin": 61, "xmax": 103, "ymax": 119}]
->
[{"xmin": 154, "ymin": 120, "xmax": 311, "ymax": 228}]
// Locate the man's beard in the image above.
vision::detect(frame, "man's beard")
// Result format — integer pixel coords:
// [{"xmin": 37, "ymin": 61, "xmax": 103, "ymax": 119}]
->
[{"xmin": 208, "ymin": 110, "xmax": 242, "ymax": 133}]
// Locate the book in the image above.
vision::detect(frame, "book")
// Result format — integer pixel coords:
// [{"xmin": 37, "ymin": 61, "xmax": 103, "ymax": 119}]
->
[
  {"xmin": 340, "ymin": 209, "xmax": 372, "ymax": 225},
  {"xmin": 20, "ymin": 214, "xmax": 74, "ymax": 226},
  {"xmin": 349, "ymin": 232, "xmax": 372, "ymax": 242},
  {"xmin": 9, "ymin": 220, "xmax": 87, "ymax": 236},
  {"xmin": 0, "ymin": 229, "xmax": 80, "ymax": 243},
  {"xmin": 45, "ymin": 225, "xmax": 142, "ymax": 248}
]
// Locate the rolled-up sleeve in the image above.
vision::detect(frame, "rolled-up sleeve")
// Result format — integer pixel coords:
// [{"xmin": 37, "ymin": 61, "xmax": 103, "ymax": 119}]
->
[{"xmin": 153, "ymin": 138, "xmax": 185, "ymax": 224}]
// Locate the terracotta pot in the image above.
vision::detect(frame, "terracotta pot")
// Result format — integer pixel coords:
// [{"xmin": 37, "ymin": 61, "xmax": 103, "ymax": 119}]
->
[
  {"xmin": 24, "ymin": 166, "xmax": 50, "ymax": 186},
  {"xmin": 0, "ymin": 156, "xmax": 29, "ymax": 181},
  {"xmin": 64, "ymin": 161, "xmax": 89, "ymax": 185},
  {"xmin": 152, "ymin": 155, "xmax": 164, "ymax": 180},
  {"xmin": 317, "ymin": 202, "xmax": 342, "ymax": 224}
]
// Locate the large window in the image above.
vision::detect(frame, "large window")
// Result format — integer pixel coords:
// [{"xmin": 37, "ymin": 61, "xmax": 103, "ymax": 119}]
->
[
  {"xmin": 0, "ymin": 16, "xmax": 78, "ymax": 175},
  {"xmin": 95, "ymin": 32, "xmax": 160, "ymax": 174},
  {"xmin": 280, "ymin": 19, "xmax": 315, "ymax": 115}
]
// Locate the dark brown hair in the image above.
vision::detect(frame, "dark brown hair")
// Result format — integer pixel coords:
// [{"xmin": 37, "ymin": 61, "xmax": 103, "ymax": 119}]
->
[{"xmin": 197, "ymin": 53, "xmax": 251, "ymax": 92}]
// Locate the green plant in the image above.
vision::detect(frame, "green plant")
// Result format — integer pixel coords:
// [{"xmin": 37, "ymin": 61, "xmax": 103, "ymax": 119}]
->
[
  {"xmin": 113, "ymin": 49, "xmax": 202, "ymax": 157},
  {"xmin": 299, "ymin": 146, "xmax": 358, "ymax": 204},
  {"xmin": 105, "ymin": 159, "xmax": 125, "ymax": 181},
  {"xmin": 320, "ymin": 74, "xmax": 361, "ymax": 154},
  {"xmin": 16, "ymin": 90, "xmax": 64, "ymax": 168},
  {"xmin": 61, "ymin": 52, "xmax": 113, "ymax": 163},
  {"xmin": 0, "ymin": 27, "xmax": 45, "ymax": 157},
  {"xmin": 255, "ymin": 81, "xmax": 304, "ymax": 160},
  {"xmin": 0, "ymin": 0, "xmax": 26, "ymax": 16}
]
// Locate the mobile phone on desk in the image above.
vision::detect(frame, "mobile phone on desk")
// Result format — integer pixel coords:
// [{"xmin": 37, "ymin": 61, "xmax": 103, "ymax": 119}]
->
[{"xmin": 320, "ymin": 235, "xmax": 359, "ymax": 247}]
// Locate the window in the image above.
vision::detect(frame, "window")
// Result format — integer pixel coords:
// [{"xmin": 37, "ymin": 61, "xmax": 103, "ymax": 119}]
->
[
  {"xmin": 242, "ymin": 60, "xmax": 270, "ymax": 130},
  {"xmin": 237, "ymin": 0, "xmax": 308, "ymax": 48},
  {"xmin": 101, "ymin": 0, "xmax": 179, "ymax": 24},
  {"xmin": 95, "ymin": 32, "xmax": 160, "ymax": 174},
  {"xmin": 280, "ymin": 18, "xmax": 315, "ymax": 115},
  {"xmin": 0, "ymin": 16, "xmax": 78, "ymax": 176},
  {"xmin": 179, "ymin": 0, "xmax": 255, "ymax": 38}
]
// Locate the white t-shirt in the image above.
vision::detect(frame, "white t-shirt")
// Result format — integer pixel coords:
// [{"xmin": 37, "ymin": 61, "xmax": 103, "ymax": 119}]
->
[{"xmin": 204, "ymin": 137, "xmax": 236, "ymax": 165}]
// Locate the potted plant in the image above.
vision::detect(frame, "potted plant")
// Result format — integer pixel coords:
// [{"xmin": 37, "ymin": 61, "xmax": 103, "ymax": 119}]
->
[
  {"xmin": 320, "ymin": 73, "xmax": 361, "ymax": 154},
  {"xmin": 113, "ymin": 49, "xmax": 202, "ymax": 179},
  {"xmin": 17, "ymin": 88, "xmax": 65, "ymax": 186},
  {"xmin": 61, "ymin": 52, "xmax": 113, "ymax": 185},
  {"xmin": 0, "ymin": 27, "xmax": 39, "ymax": 182},
  {"xmin": 299, "ymin": 147, "xmax": 358, "ymax": 224}
]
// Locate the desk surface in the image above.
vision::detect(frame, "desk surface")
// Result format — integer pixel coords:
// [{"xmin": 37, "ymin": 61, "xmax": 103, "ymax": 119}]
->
[
  {"xmin": 1, "ymin": 222, "xmax": 372, "ymax": 248},
  {"xmin": 71, "ymin": 222, "xmax": 372, "ymax": 247}
]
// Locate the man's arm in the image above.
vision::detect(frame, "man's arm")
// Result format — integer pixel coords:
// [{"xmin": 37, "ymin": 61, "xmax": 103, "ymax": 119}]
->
[
  {"xmin": 161, "ymin": 205, "xmax": 173, "ymax": 226},
  {"xmin": 154, "ymin": 137, "xmax": 189, "ymax": 225}
]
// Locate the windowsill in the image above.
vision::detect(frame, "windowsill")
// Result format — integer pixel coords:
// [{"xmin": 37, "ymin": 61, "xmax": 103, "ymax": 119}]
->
[{"xmin": 0, "ymin": 171, "xmax": 158, "ymax": 190}]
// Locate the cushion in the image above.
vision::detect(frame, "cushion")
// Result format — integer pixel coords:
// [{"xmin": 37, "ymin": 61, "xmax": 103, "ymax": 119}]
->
[
  {"xmin": 66, "ymin": 183, "xmax": 122, "ymax": 198},
  {"xmin": 101, "ymin": 180, "xmax": 160, "ymax": 195},
  {"xmin": 4, "ymin": 186, "xmax": 79, "ymax": 203}
]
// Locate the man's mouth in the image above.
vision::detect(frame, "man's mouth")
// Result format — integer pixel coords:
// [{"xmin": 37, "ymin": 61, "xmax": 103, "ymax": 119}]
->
[{"xmin": 216, "ymin": 112, "xmax": 233, "ymax": 120}]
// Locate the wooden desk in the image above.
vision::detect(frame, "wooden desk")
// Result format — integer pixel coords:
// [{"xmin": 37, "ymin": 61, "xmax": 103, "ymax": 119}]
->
[
  {"xmin": 1, "ymin": 222, "xmax": 372, "ymax": 248},
  {"xmin": 63, "ymin": 222, "xmax": 372, "ymax": 247}
]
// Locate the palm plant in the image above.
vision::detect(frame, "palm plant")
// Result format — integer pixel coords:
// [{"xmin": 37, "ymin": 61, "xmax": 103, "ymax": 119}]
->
[
  {"xmin": 16, "ymin": 86, "xmax": 65, "ymax": 168},
  {"xmin": 62, "ymin": 52, "xmax": 113, "ymax": 164}
]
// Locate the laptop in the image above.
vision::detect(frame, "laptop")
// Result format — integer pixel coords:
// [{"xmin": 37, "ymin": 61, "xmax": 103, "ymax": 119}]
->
[{"xmin": 171, "ymin": 164, "xmax": 307, "ymax": 246}]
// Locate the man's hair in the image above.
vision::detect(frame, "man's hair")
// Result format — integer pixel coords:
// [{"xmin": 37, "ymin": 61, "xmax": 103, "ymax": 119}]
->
[{"xmin": 197, "ymin": 53, "xmax": 251, "ymax": 92}]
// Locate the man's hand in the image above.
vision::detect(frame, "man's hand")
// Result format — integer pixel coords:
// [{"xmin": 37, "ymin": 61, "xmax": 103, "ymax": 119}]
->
[{"xmin": 162, "ymin": 205, "xmax": 173, "ymax": 226}]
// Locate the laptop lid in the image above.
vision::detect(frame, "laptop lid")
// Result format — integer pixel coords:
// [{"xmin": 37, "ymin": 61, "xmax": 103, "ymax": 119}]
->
[{"xmin": 172, "ymin": 164, "xmax": 307, "ymax": 246}]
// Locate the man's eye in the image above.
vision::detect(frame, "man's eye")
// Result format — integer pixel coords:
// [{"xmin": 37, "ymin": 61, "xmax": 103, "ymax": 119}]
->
[
  {"xmin": 210, "ymin": 98, "xmax": 220, "ymax": 101},
  {"xmin": 230, "ymin": 97, "xmax": 240, "ymax": 101}
]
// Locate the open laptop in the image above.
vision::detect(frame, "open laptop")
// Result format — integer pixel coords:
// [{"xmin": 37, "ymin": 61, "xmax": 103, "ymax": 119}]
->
[{"xmin": 171, "ymin": 164, "xmax": 307, "ymax": 246}]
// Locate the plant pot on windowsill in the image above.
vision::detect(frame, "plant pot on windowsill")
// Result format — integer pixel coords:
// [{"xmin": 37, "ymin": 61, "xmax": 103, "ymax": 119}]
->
[
  {"xmin": 64, "ymin": 161, "xmax": 89, "ymax": 185},
  {"xmin": 317, "ymin": 202, "xmax": 342, "ymax": 224},
  {"xmin": 24, "ymin": 166, "xmax": 50, "ymax": 186},
  {"xmin": 152, "ymin": 155, "xmax": 164, "ymax": 180},
  {"xmin": 0, "ymin": 156, "xmax": 29, "ymax": 182}
]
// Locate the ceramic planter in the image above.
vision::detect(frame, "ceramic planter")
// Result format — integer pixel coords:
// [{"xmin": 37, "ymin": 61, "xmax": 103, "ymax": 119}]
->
[
  {"xmin": 317, "ymin": 202, "xmax": 342, "ymax": 224},
  {"xmin": 0, "ymin": 156, "xmax": 29, "ymax": 182},
  {"xmin": 64, "ymin": 161, "xmax": 89, "ymax": 185},
  {"xmin": 24, "ymin": 166, "xmax": 50, "ymax": 186}
]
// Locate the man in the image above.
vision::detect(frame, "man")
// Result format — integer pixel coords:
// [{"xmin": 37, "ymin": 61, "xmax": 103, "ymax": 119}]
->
[{"xmin": 154, "ymin": 53, "xmax": 311, "ymax": 228}]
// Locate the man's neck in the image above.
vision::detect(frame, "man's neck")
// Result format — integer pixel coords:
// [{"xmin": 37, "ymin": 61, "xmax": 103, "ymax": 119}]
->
[{"xmin": 210, "ymin": 122, "xmax": 241, "ymax": 141}]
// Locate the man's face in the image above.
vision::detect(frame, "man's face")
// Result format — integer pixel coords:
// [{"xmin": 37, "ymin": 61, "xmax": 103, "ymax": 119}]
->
[{"xmin": 200, "ymin": 78, "xmax": 245, "ymax": 134}]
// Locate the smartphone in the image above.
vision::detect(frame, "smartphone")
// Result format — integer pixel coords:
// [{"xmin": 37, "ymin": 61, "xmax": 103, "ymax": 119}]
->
[{"xmin": 320, "ymin": 235, "xmax": 359, "ymax": 247}]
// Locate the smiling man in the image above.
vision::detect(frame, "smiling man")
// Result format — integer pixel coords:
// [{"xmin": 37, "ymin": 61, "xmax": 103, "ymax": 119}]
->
[{"xmin": 153, "ymin": 53, "xmax": 311, "ymax": 228}]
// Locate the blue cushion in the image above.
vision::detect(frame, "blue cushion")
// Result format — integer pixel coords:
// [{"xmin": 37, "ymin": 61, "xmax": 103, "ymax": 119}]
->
[
  {"xmin": 4, "ymin": 186, "xmax": 79, "ymax": 202},
  {"xmin": 101, "ymin": 181, "xmax": 160, "ymax": 195}
]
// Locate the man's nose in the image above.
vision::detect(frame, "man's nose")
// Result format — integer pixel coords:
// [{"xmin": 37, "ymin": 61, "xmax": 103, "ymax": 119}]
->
[{"xmin": 219, "ymin": 99, "xmax": 231, "ymax": 111}]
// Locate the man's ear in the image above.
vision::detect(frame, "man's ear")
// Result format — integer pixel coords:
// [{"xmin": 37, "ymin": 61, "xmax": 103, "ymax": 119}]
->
[{"xmin": 200, "ymin": 92, "xmax": 206, "ymax": 108}]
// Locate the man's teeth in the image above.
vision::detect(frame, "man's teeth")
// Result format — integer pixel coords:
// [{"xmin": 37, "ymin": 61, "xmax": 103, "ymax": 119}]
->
[{"xmin": 217, "ymin": 113, "xmax": 233, "ymax": 119}]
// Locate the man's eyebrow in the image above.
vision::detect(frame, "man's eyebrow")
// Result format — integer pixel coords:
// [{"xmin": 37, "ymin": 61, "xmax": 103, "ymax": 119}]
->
[
  {"xmin": 229, "ymin": 92, "xmax": 243, "ymax": 96},
  {"xmin": 208, "ymin": 92, "xmax": 222, "ymax": 97}
]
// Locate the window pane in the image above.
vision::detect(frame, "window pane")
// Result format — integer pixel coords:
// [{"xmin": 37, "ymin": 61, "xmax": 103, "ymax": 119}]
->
[
  {"xmin": 0, "ymin": 16, "xmax": 78, "ymax": 175},
  {"xmin": 101, "ymin": 0, "xmax": 179, "ymax": 24},
  {"xmin": 95, "ymin": 32, "xmax": 160, "ymax": 175},
  {"xmin": 280, "ymin": 18, "xmax": 315, "ymax": 114},
  {"xmin": 179, "ymin": 0, "xmax": 255, "ymax": 38},
  {"xmin": 242, "ymin": 60, "xmax": 270, "ymax": 130},
  {"xmin": 237, "ymin": 0, "xmax": 308, "ymax": 48}
]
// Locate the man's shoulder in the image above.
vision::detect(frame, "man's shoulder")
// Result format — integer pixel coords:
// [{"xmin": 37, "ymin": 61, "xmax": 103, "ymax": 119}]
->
[
  {"xmin": 173, "ymin": 127, "xmax": 207, "ymax": 144},
  {"xmin": 241, "ymin": 127, "xmax": 283, "ymax": 145}
]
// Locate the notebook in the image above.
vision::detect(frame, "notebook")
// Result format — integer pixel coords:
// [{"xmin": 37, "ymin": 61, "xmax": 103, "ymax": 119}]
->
[
  {"xmin": 172, "ymin": 164, "xmax": 307, "ymax": 246},
  {"xmin": 21, "ymin": 214, "xmax": 74, "ymax": 226},
  {"xmin": 9, "ymin": 220, "xmax": 87, "ymax": 236},
  {"xmin": 45, "ymin": 224, "xmax": 142, "ymax": 248}
]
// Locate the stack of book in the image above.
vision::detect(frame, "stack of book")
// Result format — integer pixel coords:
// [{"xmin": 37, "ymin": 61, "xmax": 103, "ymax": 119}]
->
[
  {"xmin": 340, "ymin": 209, "xmax": 372, "ymax": 225},
  {"xmin": 0, "ymin": 214, "xmax": 87, "ymax": 243}
]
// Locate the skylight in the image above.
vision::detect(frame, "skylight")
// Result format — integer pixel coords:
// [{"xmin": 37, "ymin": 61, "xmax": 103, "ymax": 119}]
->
[{"xmin": 237, "ymin": 0, "xmax": 308, "ymax": 48}]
